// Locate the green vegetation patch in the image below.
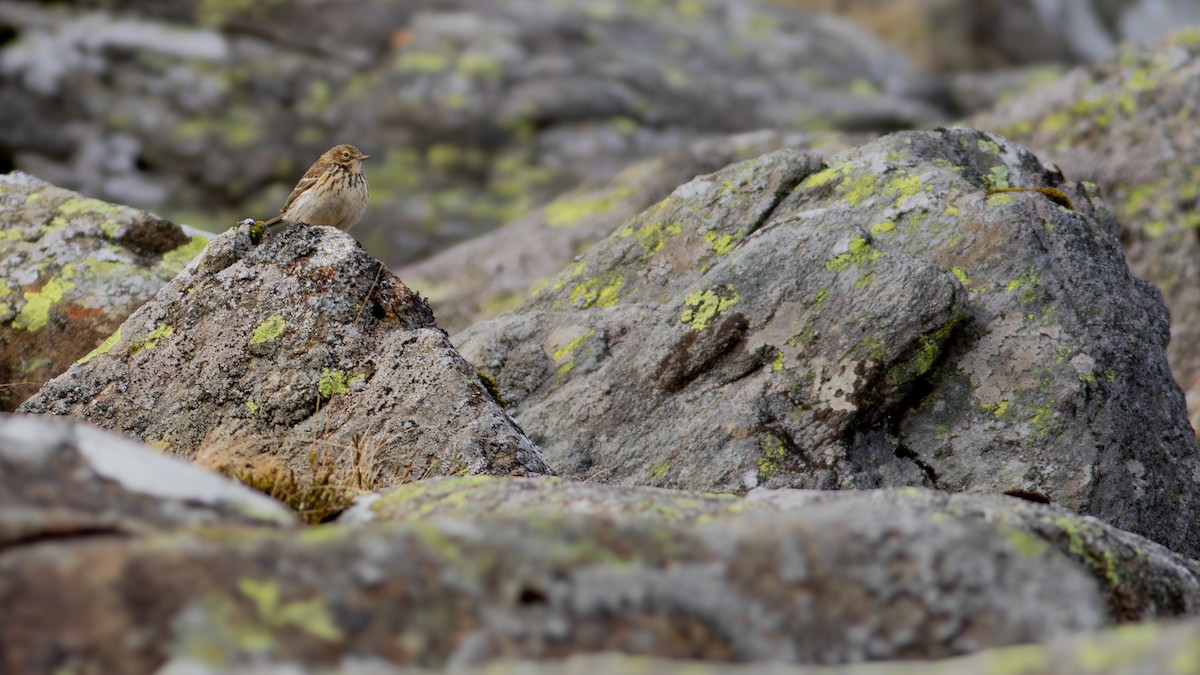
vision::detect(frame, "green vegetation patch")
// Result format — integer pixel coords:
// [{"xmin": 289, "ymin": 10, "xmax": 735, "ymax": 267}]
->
[
  {"xmin": 563, "ymin": 272, "xmax": 624, "ymax": 310},
  {"xmin": 159, "ymin": 234, "xmax": 210, "ymax": 277},
  {"xmin": 77, "ymin": 326, "xmax": 124, "ymax": 365},
  {"xmin": 318, "ymin": 369, "xmax": 350, "ymax": 398},
  {"xmin": 825, "ymin": 237, "xmax": 880, "ymax": 272},
  {"xmin": 544, "ymin": 186, "xmax": 634, "ymax": 229},
  {"xmin": 129, "ymin": 324, "xmax": 175, "ymax": 355},
  {"xmin": 756, "ymin": 434, "xmax": 787, "ymax": 482},
  {"xmin": 249, "ymin": 315, "xmax": 286, "ymax": 345},
  {"xmin": 681, "ymin": 286, "xmax": 739, "ymax": 330},
  {"xmin": 12, "ymin": 276, "xmax": 76, "ymax": 331}
]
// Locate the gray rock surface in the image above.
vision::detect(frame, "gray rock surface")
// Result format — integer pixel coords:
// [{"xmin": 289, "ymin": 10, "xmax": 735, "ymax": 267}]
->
[
  {"xmin": 347, "ymin": 478, "xmax": 1200, "ymax": 623},
  {"xmin": 0, "ymin": 412, "xmax": 296, "ymax": 546},
  {"xmin": 455, "ymin": 128, "xmax": 1200, "ymax": 557},
  {"xmin": 0, "ymin": 170, "xmax": 204, "ymax": 410},
  {"xmin": 18, "ymin": 223, "xmax": 552, "ymax": 482},
  {"xmin": 402, "ymin": 130, "xmax": 851, "ymax": 335},
  {"xmin": 140, "ymin": 615, "xmax": 1200, "ymax": 675},
  {"xmin": 0, "ymin": 0, "xmax": 951, "ymax": 265},
  {"xmin": 0, "ymin": 485, "xmax": 1119, "ymax": 673},
  {"xmin": 969, "ymin": 30, "xmax": 1200, "ymax": 441}
]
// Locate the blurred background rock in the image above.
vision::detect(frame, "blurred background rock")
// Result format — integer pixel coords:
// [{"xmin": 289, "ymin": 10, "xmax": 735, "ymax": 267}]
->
[{"xmin": 0, "ymin": 0, "xmax": 1197, "ymax": 268}]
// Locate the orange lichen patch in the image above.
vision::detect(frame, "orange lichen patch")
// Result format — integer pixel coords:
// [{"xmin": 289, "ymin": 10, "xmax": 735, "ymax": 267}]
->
[{"xmin": 61, "ymin": 305, "xmax": 107, "ymax": 321}]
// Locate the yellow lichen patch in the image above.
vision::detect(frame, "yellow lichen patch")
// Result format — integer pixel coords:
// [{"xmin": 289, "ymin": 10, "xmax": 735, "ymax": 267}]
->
[
  {"xmin": 318, "ymin": 369, "xmax": 350, "ymax": 398},
  {"xmin": 703, "ymin": 230, "xmax": 739, "ymax": 255},
  {"xmin": 397, "ymin": 51, "xmax": 450, "ymax": 73},
  {"xmin": 13, "ymin": 276, "xmax": 76, "ymax": 331},
  {"xmin": 986, "ymin": 165, "xmax": 1011, "ymax": 189},
  {"xmin": 636, "ymin": 220, "xmax": 683, "ymax": 255},
  {"xmin": 56, "ymin": 196, "xmax": 124, "ymax": 217},
  {"xmin": 951, "ymin": 267, "xmax": 971, "ymax": 287},
  {"xmin": 680, "ymin": 287, "xmax": 739, "ymax": 330},
  {"xmin": 1006, "ymin": 269, "xmax": 1042, "ymax": 304},
  {"xmin": 800, "ymin": 164, "xmax": 849, "ymax": 190},
  {"xmin": 129, "ymin": 324, "xmax": 175, "ymax": 355},
  {"xmin": 824, "ymin": 237, "xmax": 880, "ymax": 272},
  {"xmin": 77, "ymin": 326, "xmax": 123, "ymax": 365},
  {"xmin": 869, "ymin": 221, "xmax": 896, "ymax": 236},
  {"xmin": 756, "ymin": 434, "xmax": 786, "ymax": 482},
  {"xmin": 566, "ymin": 273, "xmax": 624, "ymax": 309},
  {"xmin": 237, "ymin": 578, "xmax": 343, "ymax": 642},
  {"xmin": 159, "ymin": 234, "xmax": 210, "ymax": 277},
  {"xmin": 551, "ymin": 330, "xmax": 596, "ymax": 362},
  {"xmin": 249, "ymin": 315, "xmax": 286, "ymax": 345},
  {"xmin": 544, "ymin": 186, "xmax": 633, "ymax": 229}
]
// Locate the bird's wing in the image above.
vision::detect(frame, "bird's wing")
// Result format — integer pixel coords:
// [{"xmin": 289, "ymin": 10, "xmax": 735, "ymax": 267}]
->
[{"xmin": 262, "ymin": 163, "xmax": 322, "ymax": 226}]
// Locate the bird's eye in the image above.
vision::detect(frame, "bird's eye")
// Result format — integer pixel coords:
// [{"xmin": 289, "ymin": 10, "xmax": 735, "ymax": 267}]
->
[{"xmin": 342, "ymin": 151, "xmax": 350, "ymax": 158}]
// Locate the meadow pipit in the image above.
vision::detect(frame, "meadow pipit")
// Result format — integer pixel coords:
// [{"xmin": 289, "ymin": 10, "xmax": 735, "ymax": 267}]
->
[{"xmin": 263, "ymin": 144, "xmax": 370, "ymax": 231}]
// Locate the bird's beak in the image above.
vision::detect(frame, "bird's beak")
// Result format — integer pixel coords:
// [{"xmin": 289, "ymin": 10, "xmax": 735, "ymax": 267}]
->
[{"xmin": 358, "ymin": 154, "xmax": 371, "ymax": 161}]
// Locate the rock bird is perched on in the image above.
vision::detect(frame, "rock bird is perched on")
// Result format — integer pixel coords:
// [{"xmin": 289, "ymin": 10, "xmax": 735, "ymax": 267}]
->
[{"xmin": 263, "ymin": 144, "xmax": 370, "ymax": 231}]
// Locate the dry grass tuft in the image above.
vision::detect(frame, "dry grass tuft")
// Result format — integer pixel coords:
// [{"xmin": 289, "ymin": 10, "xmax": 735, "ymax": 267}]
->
[{"xmin": 195, "ymin": 433, "xmax": 409, "ymax": 524}]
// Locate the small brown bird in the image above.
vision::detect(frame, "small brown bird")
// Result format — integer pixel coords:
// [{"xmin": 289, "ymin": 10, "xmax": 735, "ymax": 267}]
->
[{"xmin": 263, "ymin": 144, "xmax": 370, "ymax": 231}]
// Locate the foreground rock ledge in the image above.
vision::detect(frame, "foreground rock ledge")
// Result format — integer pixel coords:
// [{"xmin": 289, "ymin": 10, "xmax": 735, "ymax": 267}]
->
[
  {"xmin": 456, "ymin": 128, "xmax": 1200, "ymax": 557},
  {"xmin": 18, "ymin": 224, "xmax": 552, "ymax": 482},
  {"xmin": 146, "ymin": 615, "xmax": 1200, "ymax": 675},
  {"xmin": 0, "ymin": 413, "xmax": 296, "ymax": 545},
  {"xmin": 0, "ymin": 487, "xmax": 1121, "ymax": 673}
]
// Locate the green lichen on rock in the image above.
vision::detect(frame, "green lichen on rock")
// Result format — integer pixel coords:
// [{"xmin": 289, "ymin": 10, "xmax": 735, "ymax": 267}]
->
[
  {"xmin": 825, "ymin": 237, "xmax": 880, "ymax": 272},
  {"xmin": 650, "ymin": 463, "xmax": 671, "ymax": 481},
  {"xmin": 12, "ymin": 276, "xmax": 76, "ymax": 331},
  {"xmin": 703, "ymin": 230, "xmax": 739, "ymax": 255},
  {"xmin": 544, "ymin": 186, "xmax": 633, "ymax": 229},
  {"xmin": 76, "ymin": 326, "xmax": 124, "ymax": 365},
  {"xmin": 756, "ymin": 434, "xmax": 787, "ymax": 482},
  {"xmin": 236, "ymin": 578, "xmax": 343, "ymax": 642},
  {"xmin": 1007, "ymin": 269, "xmax": 1043, "ymax": 304},
  {"xmin": 249, "ymin": 315, "xmax": 286, "ymax": 345},
  {"xmin": 318, "ymin": 369, "xmax": 350, "ymax": 398},
  {"xmin": 129, "ymin": 324, "xmax": 175, "ymax": 355},
  {"xmin": 680, "ymin": 287, "xmax": 739, "ymax": 330},
  {"xmin": 564, "ymin": 273, "xmax": 624, "ymax": 310},
  {"xmin": 159, "ymin": 234, "xmax": 210, "ymax": 277}
]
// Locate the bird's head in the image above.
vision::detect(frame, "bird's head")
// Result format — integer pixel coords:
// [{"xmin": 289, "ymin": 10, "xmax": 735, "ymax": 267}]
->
[{"xmin": 325, "ymin": 144, "xmax": 370, "ymax": 171}]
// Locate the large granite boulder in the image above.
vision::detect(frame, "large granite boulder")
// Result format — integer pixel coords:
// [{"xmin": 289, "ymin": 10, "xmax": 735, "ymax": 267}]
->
[
  {"xmin": 140, "ymin": 616, "xmax": 1200, "ymax": 675},
  {"xmin": 4, "ymin": 477, "xmax": 1200, "ymax": 672},
  {"xmin": 0, "ymin": 171, "xmax": 204, "ymax": 410},
  {"xmin": 969, "ymin": 30, "xmax": 1200, "ymax": 441},
  {"xmin": 18, "ymin": 223, "xmax": 552, "ymax": 483},
  {"xmin": 0, "ymin": 0, "xmax": 951, "ymax": 265},
  {"xmin": 455, "ymin": 128, "xmax": 1200, "ymax": 557},
  {"xmin": 401, "ymin": 130, "xmax": 850, "ymax": 334}
]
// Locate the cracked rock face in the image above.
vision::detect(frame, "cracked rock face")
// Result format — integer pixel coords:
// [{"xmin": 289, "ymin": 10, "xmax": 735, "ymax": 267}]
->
[
  {"xmin": 0, "ymin": 171, "xmax": 204, "ymax": 410},
  {"xmin": 969, "ymin": 33, "xmax": 1200, "ymax": 443},
  {"xmin": 456, "ymin": 128, "xmax": 1200, "ymax": 557},
  {"xmin": 18, "ymin": 224, "xmax": 553, "ymax": 482}
]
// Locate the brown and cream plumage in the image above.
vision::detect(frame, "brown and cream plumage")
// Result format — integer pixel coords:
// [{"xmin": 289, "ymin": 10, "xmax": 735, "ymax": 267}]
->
[{"xmin": 263, "ymin": 144, "xmax": 370, "ymax": 231}]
